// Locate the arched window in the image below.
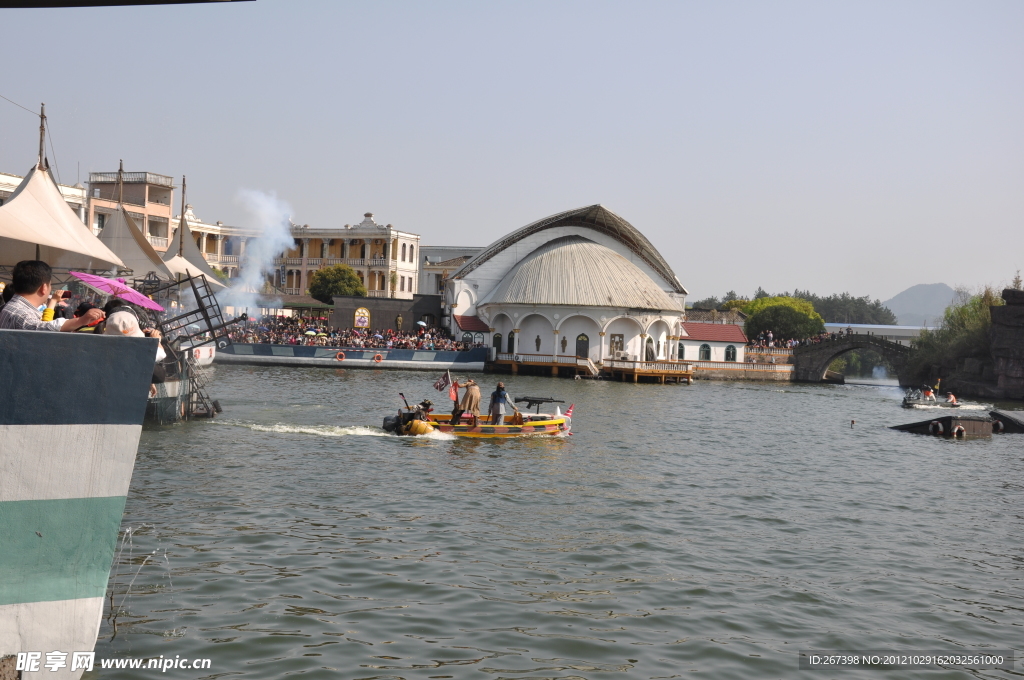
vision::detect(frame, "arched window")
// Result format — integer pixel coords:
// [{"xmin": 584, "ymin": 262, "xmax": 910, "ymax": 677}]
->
[
  {"xmin": 409, "ymin": 245, "xmax": 414, "ymax": 261},
  {"xmin": 462, "ymin": 332, "xmax": 473, "ymax": 343},
  {"xmin": 401, "ymin": 243, "xmax": 407, "ymax": 261},
  {"xmin": 474, "ymin": 332, "xmax": 484, "ymax": 344},
  {"xmin": 507, "ymin": 331, "xmax": 515, "ymax": 353},
  {"xmin": 699, "ymin": 344, "xmax": 711, "ymax": 361},
  {"xmin": 725, "ymin": 345, "xmax": 737, "ymax": 362},
  {"xmin": 493, "ymin": 333, "xmax": 502, "ymax": 349}
]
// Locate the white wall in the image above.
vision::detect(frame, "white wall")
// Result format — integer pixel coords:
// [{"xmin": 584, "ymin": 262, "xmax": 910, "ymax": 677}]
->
[{"xmin": 679, "ymin": 340, "xmax": 745, "ymax": 362}]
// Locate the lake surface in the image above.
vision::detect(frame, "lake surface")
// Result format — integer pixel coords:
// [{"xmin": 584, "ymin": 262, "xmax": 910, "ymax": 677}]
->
[{"xmin": 90, "ymin": 366, "xmax": 1024, "ymax": 679}]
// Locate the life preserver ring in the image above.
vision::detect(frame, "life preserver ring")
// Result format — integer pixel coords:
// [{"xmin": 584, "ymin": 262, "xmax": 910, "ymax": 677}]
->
[
  {"xmin": 373, "ymin": 353, "xmax": 383, "ymax": 363},
  {"xmin": 193, "ymin": 348, "xmax": 201, "ymax": 360},
  {"xmin": 514, "ymin": 355, "xmax": 521, "ymax": 362},
  {"xmin": 952, "ymin": 425, "xmax": 966, "ymax": 437},
  {"xmin": 929, "ymin": 420, "xmax": 944, "ymax": 435},
  {"xmin": 994, "ymin": 420, "xmax": 1004, "ymax": 433},
  {"xmin": 336, "ymin": 351, "xmax": 345, "ymax": 361}
]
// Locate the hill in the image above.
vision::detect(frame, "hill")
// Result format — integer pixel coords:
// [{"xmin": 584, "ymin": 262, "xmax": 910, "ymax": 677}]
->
[{"xmin": 882, "ymin": 283, "xmax": 955, "ymax": 326}]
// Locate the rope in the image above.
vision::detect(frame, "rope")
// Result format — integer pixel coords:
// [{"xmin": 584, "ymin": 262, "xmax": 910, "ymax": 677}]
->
[{"xmin": 0, "ymin": 92, "xmax": 36, "ymax": 116}]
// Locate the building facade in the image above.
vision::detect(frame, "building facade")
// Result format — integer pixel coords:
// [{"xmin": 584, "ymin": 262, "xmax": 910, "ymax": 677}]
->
[
  {"xmin": 444, "ymin": 205, "xmax": 690, "ymax": 368},
  {"xmin": 87, "ymin": 171, "xmax": 173, "ymax": 246}
]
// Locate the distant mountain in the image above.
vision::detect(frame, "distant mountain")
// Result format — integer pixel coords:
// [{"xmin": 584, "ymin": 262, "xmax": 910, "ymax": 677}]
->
[{"xmin": 882, "ymin": 283, "xmax": 955, "ymax": 327}]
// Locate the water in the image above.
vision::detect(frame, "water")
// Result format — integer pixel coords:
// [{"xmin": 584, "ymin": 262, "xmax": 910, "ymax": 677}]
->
[{"xmin": 89, "ymin": 367, "xmax": 1024, "ymax": 679}]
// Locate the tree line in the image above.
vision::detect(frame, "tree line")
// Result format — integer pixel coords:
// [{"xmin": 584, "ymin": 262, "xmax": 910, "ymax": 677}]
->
[{"xmin": 689, "ymin": 288, "xmax": 897, "ymax": 325}]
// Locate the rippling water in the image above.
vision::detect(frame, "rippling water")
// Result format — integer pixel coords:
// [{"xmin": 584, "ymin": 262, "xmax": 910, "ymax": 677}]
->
[{"xmin": 89, "ymin": 366, "xmax": 1024, "ymax": 679}]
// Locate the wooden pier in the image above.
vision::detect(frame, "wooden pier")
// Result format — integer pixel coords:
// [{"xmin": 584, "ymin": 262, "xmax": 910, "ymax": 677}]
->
[{"xmin": 489, "ymin": 353, "xmax": 693, "ymax": 384}]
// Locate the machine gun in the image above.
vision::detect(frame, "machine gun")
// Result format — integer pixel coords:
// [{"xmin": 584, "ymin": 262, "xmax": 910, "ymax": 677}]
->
[{"xmin": 514, "ymin": 396, "xmax": 565, "ymax": 414}]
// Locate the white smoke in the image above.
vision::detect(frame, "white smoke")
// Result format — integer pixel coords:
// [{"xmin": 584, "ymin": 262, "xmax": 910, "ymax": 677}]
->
[{"xmin": 217, "ymin": 189, "xmax": 296, "ymax": 316}]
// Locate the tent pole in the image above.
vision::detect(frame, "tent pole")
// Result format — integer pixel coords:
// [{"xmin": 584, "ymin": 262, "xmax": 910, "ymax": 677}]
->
[
  {"xmin": 179, "ymin": 176, "xmax": 187, "ymax": 257},
  {"xmin": 38, "ymin": 103, "xmax": 46, "ymax": 169}
]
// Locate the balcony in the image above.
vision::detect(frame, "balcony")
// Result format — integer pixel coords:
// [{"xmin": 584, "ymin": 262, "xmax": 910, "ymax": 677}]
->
[
  {"xmin": 366, "ymin": 290, "xmax": 388, "ymax": 298},
  {"xmin": 367, "ymin": 258, "xmax": 388, "ymax": 267},
  {"xmin": 219, "ymin": 255, "xmax": 239, "ymax": 265},
  {"xmin": 284, "ymin": 288, "xmax": 301, "ymax": 295},
  {"xmin": 284, "ymin": 258, "xmax": 302, "ymax": 265},
  {"xmin": 306, "ymin": 258, "xmax": 322, "ymax": 266},
  {"xmin": 89, "ymin": 171, "xmax": 174, "ymax": 187},
  {"xmin": 147, "ymin": 236, "xmax": 167, "ymax": 248}
]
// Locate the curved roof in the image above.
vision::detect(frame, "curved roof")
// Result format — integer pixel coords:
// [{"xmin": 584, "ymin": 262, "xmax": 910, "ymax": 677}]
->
[
  {"xmin": 453, "ymin": 204, "xmax": 686, "ymax": 294},
  {"xmin": 479, "ymin": 235, "xmax": 682, "ymax": 311}
]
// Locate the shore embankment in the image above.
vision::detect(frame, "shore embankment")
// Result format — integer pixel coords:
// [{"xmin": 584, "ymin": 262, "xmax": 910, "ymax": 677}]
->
[{"xmin": 215, "ymin": 343, "xmax": 489, "ymax": 372}]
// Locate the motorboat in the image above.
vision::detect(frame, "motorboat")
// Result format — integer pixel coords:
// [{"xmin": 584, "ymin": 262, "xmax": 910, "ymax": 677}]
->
[
  {"xmin": 383, "ymin": 396, "xmax": 571, "ymax": 438},
  {"xmin": 902, "ymin": 387, "xmax": 960, "ymax": 408}
]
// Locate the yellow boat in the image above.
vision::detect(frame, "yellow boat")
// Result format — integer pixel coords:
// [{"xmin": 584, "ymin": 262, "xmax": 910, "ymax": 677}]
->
[{"xmin": 383, "ymin": 396, "xmax": 571, "ymax": 438}]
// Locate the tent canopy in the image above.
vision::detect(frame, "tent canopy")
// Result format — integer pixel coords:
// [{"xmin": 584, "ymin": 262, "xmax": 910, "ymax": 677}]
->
[
  {"xmin": 0, "ymin": 164, "xmax": 124, "ymax": 270},
  {"xmin": 164, "ymin": 212, "xmax": 226, "ymax": 284},
  {"xmin": 98, "ymin": 206, "xmax": 171, "ymax": 279}
]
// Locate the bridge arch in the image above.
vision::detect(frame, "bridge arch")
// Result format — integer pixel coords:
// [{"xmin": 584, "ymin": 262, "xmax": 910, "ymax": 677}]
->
[{"xmin": 792, "ymin": 334, "xmax": 912, "ymax": 385}]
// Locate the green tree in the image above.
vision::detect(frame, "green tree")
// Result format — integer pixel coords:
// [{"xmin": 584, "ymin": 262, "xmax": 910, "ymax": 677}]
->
[
  {"xmin": 743, "ymin": 296, "xmax": 825, "ymax": 340},
  {"xmin": 210, "ymin": 266, "xmax": 230, "ymax": 284},
  {"xmin": 906, "ymin": 286, "xmax": 1004, "ymax": 381},
  {"xmin": 308, "ymin": 264, "xmax": 366, "ymax": 304},
  {"xmin": 789, "ymin": 289, "xmax": 897, "ymax": 324}
]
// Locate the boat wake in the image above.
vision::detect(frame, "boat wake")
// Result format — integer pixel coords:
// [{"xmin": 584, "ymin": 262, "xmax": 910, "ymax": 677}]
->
[
  {"xmin": 211, "ymin": 420, "xmax": 458, "ymax": 440},
  {"xmin": 908, "ymin": 403, "xmax": 988, "ymax": 411},
  {"xmin": 212, "ymin": 420, "xmax": 391, "ymax": 438}
]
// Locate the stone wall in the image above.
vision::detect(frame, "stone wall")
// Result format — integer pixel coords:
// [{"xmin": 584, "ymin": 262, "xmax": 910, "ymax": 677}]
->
[{"xmin": 991, "ymin": 288, "xmax": 1024, "ymax": 399}]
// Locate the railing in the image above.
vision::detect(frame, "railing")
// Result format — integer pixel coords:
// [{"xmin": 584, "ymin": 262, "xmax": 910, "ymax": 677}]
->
[
  {"xmin": 346, "ymin": 258, "xmax": 365, "ymax": 267},
  {"xmin": 89, "ymin": 171, "xmax": 174, "ymax": 186},
  {"xmin": 366, "ymin": 290, "xmax": 387, "ymax": 298},
  {"xmin": 367, "ymin": 258, "xmax": 388, "ymax": 267},
  {"xmin": 579, "ymin": 357, "xmax": 600, "ymax": 376},
  {"xmin": 147, "ymin": 236, "xmax": 167, "ymax": 248},
  {"xmin": 496, "ymin": 352, "xmax": 513, "ymax": 361},
  {"xmin": 204, "ymin": 253, "xmax": 220, "ymax": 263},
  {"xmin": 306, "ymin": 258, "xmax": 321, "ymax": 266},
  {"xmin": 284, "ymin": 288, "xmax": 301, "ymax": 295},
  {"xmin": 324, "ymin": 258, "xmax": 344, "ymax": 265},
  {"xmin": 690, "ymin": 360, "xmax": 794, "ymax": 371},
  {"xmin": 219, "ymin": 255, "xmax": 239, "ymax": 265},
  {"xmin": 746, "ymin": 347, "xmax": 794, "ymax": 356},
  {"xmin": 284, "ymin": 258, "xmax": 302, "ymax": 265},
  {"xmin": 605, "ymin": 360, "xmax": 692, "ymax": 373}
]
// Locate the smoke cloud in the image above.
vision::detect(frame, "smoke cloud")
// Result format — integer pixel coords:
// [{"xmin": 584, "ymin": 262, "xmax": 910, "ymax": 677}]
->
[{"xmin": 218, "ymin": 189, "xmax": 296, "ymax": 315}]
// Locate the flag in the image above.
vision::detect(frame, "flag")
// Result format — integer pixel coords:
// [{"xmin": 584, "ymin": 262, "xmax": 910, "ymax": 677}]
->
[
  {"xmin": 564, "ymin": 404, "xmax": 574, "ymax": 418},
  {"xmin": 449, "ymin": 380, "xmax": 459, "ymax": 402},
  {"xmin": 433, "ymin": 371, "xmax": 451, "ymax": 392}
]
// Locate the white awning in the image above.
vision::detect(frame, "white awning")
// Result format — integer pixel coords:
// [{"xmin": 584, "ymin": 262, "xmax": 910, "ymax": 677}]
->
[
  {"xmin": 164, "ymin": 213, "xmax": 227, "ymax": 289},
  {"xmin": 98, "ymin": 206, "xmax": 172, "ymax": 279},
  {"xmin": 0, "ymin": 164, "xmax": 124, "ymax": 270}
]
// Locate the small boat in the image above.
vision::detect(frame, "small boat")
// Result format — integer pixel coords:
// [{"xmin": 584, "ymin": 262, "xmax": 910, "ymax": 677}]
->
[
  {"xmin": 902, "ymin": 387, "xmax": 960, "ymax": 408},
  {"xmin": 382, "ymin": 396, "xmax": 571, "ymax": 438}
]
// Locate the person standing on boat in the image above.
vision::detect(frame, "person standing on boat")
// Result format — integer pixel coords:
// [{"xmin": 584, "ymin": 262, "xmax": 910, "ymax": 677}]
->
[
  {"xmin": 487, "ymin": 382, "xmax": 517, "ymax": 425},
  {"xmin": 459, "ymin": 379, "xmax": 481, "ymax": 427}
]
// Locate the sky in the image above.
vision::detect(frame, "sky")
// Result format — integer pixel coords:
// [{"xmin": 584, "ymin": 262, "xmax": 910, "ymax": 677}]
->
[{"xmin": 1, "ymin": 1, "xmax": 1021, "ymax": 302}]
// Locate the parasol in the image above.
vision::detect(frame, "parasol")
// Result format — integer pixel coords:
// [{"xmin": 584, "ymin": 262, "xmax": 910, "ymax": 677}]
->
[
  {"xmin": 304, "ymin": 330, "xmax": 317, "ymax": 336},
  {"xmin": 316, "ymin": 332, "xmax": 328, "ymax": 337},
  {"xmin": 69, "ymin": 271, "xmax": 164, "ymax": 312},
  {"xmin": 416, "ymin": 320, "xmax": 427, "ymax": 326}
]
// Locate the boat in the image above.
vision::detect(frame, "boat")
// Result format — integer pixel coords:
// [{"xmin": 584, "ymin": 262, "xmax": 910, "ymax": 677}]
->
[
  {"xmin": 890, "ymin": 413, "xmax": 993, "ymax": 437},
  {"xmin": 382, "ymin": 396, "xmax": 571, "ymax": 438},
  {"xmin": 901, "ymin": 386, "xmax": 960, "ymax": 408}
]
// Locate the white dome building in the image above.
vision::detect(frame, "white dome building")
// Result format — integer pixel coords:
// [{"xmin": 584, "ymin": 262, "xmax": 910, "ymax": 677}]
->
[{"xmin": 446, "ymin": 205, "xmax": 690, "ymax": 375}]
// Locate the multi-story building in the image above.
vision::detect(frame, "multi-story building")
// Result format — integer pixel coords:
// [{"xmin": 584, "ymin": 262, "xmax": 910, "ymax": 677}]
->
[
  {"xmin": 0, "ymin": 171, "xmax": 88, "ymax": 222},
  {"xmin": 273, "ymin": 213, "xmax": 421, "ymax": 298},
  {"xmin": 419, "ymin": 246, "xmax": 483, "ymax": 297},
  {"xmin": 87, "ymin": 170, "xmax": 174, "ymax": 247}
]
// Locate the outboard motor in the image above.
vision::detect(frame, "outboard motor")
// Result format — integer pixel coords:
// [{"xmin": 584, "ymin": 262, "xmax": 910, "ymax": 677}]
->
[{"xmin": 382, "ymin": 411, "xmax": 401, "ymax": 433}]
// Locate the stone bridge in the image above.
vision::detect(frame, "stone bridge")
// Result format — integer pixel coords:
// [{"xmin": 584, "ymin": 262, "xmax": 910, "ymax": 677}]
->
[{"xmin": 792, "ymin": 334, "xmax": 913, "ymax": 385}]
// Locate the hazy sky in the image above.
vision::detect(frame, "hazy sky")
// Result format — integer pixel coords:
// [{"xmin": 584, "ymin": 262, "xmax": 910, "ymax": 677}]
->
[{"xmin": 1, "ymin": 1, "xmax": 1021, "ymax": 301}]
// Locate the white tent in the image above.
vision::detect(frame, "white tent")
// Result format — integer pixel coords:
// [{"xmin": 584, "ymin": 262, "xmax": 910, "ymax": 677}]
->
[
  {"xmin": 0, "ymin": 164, "xmax": 124, "ymax": 270},
  {"xmin": 164, "ymin": 213, "xmax": 226, "ymax": 290},
  {"xmin": 97, "ymin": 206, "xmax": 172, "ymax": 279}
]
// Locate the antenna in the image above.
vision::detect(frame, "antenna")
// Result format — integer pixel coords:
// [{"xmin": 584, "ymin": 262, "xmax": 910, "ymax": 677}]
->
[{"xmin": 38, "ymin": 103, "xmax": 46, "ymax": 169}]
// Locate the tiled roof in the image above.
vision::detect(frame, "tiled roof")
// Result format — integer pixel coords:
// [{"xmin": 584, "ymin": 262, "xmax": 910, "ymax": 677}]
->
[
  {"xmin": 454, "ymin": 315, "xmax": 490, "ymax": 332},
  {"xmin": 682, "ymin": 322, "xmax": 748, "ymax": 343}
]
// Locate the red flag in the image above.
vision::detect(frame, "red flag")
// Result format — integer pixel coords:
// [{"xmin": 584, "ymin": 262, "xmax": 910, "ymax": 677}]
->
[
  {"xmin": 449, "ymin": 380, "xmax": 459, "ymax": 402},
  {"xmin": 564, "ymin": 404, "xmax": 574, "ymax": 418}
]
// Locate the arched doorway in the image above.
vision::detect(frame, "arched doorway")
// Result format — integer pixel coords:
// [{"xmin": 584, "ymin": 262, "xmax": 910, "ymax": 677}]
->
[
  {"xmin": 575, "ymin": 333, "xmax": 589, "ymax": 358},
  {"xmin": 507, "ymin": 331, "xmax": 515, "ymax": 353},
  {"xmin": 645, "ymin": 337, "xmax": 655, "ymax": 361}
]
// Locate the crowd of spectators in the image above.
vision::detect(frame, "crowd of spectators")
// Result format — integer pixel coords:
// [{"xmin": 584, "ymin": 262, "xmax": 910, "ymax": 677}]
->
[
  {"xmin": 227, "ymin": 316, "xmax": 479, "ymax": 351},
  {"xmin": 748, "ymin": 327, "xmax": 856, "ymax": 351}
]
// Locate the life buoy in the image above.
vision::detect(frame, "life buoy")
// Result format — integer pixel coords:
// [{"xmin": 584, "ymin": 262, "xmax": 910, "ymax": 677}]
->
[
  {"xmin": 193, "ymin": 348, "xmax": 201, "ymax": 360},
  {"xmin": 952, "ymin": 425, "xmax": 966, "ymax": 437},
  {"xmin": 994, "ymin": 420, "xmax": 1004, "ymax": 433},
  {"xmin": 929, "ymin": 420, "xmax": 944, "ymax": 435},
  {"xmin": 336, "ymin": 351, "xmax": 345, "ymax": 361},
  {"xmin": 373, "ymin": 353, "xmax": 383, "ymax": 363},
  {"xmin": 514, "ymin": 355, "xmax": 521, "ymax": 362}
]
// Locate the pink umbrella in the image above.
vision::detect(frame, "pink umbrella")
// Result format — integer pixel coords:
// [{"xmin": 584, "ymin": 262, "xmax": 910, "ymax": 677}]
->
[{"xmin": 69, "ymin": 271, "xmax": 165, "ymax": 312}]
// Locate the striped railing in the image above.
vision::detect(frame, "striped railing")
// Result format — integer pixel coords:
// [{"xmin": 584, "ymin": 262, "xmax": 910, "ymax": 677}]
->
[
  {"xmin": 746, "ymin": 347, "xmax": 794, "ymax": 356},
  {"xmin": 691, "ymin": 360, "xmax": 794, "ymax": 371}
]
